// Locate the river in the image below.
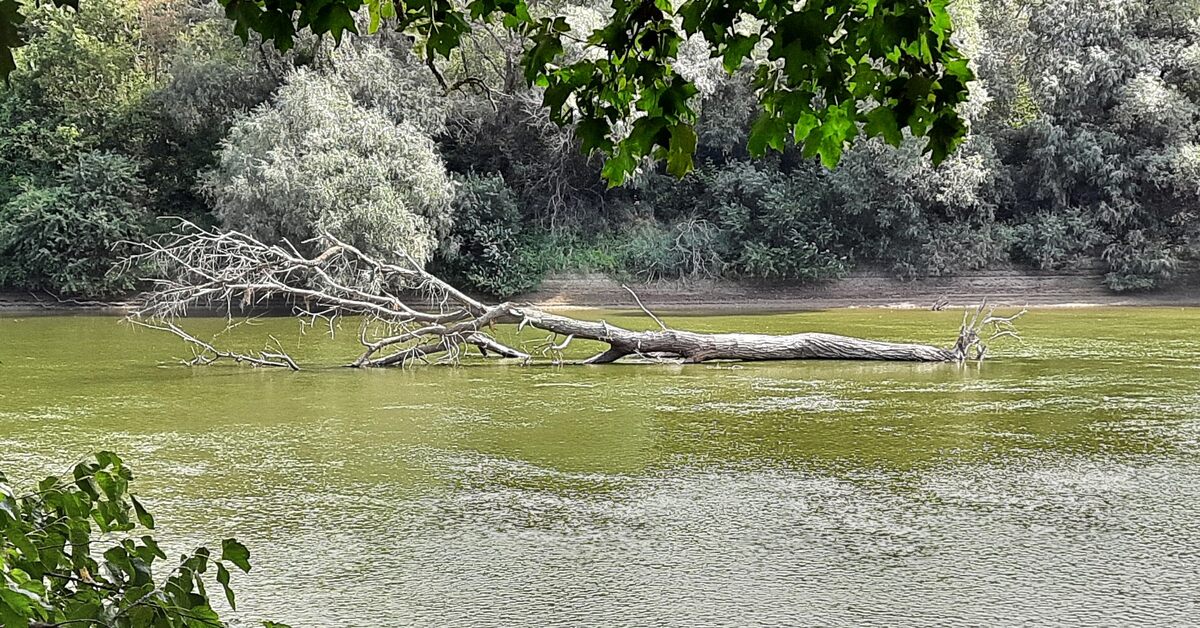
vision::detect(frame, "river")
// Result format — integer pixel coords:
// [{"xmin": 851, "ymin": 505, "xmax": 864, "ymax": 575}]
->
[{"xmin": 2, "ymin": 307, "xmax": 1198, "ymax": 626}]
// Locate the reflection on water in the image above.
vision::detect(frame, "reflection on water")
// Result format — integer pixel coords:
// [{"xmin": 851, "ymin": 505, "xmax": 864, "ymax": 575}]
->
[{"xmin": 1, "ymin": 308, "xmax": 1198, "ymax": 626}]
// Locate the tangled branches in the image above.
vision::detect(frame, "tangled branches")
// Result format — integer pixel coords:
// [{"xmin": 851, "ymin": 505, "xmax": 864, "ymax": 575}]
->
[
  {"xmin": 124, "ymin": 221, "xmax": 528, "ymax": 369},
  {"xmin": 124, "ymin": 222, "xmax": 1025, "ymax": 370},
  {"xmin": 951, "ymin": 300, "xmax": 1027, "ymax": 362}
]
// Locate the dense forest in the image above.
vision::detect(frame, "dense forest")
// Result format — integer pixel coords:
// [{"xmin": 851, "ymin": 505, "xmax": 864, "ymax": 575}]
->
[{"xmin": 0, "ymin": 0, "xmax": 1197, "ymax": 299}]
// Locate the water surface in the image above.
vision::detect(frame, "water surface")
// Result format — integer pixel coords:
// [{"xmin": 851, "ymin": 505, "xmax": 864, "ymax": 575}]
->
[{"xmin": 2, "ymin": 308, "xmax": 1198, "ymax": 626}]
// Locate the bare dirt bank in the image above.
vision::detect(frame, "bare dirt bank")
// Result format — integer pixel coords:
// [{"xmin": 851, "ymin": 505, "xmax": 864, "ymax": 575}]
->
[
  {"xmin": 5, "ymin": 268, "xmax": 1200, "ymax": 314},
  {"xmin": 517, "ymin": 269, "xmax": 1200, "ymax": 311}
]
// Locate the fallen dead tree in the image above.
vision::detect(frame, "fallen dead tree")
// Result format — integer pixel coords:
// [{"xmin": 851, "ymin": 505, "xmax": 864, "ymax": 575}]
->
[{"xmin": 124, "ymin": 223, "xmax": 1024, "ymax": 370}]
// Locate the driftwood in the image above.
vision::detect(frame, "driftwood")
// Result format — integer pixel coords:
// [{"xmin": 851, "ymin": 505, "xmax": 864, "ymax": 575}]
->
[{"xmin": 124, "ymin": 223, "xmax": 1024, "ymax": 370}]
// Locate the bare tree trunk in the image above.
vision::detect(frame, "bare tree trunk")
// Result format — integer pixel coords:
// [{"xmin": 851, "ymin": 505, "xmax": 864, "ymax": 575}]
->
[
  {"xmin": 124, "ymin": 223, "xmax": 1022, "ymax": 370},
  {"xmin": 477, "ymin": 305, "xmax": 958, "ymax": 364}
]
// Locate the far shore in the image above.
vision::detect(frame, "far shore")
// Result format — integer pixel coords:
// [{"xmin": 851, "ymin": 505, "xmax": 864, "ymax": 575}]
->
[
  {"xmin": 521, "ymin": 269, "xmax": 1200, "ymax": 311},
  {"xmin": 4, "ymin": 269, "xmax": 1200, "ymax": 315}
]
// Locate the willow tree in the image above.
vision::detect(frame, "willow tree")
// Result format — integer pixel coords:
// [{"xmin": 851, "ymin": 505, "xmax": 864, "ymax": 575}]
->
[
  {"xmin": 203, "ymin": 68, "xmax": 454, "ymax": 264},
  {"xmin": 126, "ymin": 223, "xmax": 1022, "ymax": 369},
  {"xmin": 2, "ymin": 0, "xmax": 974, "ymax": 183}
]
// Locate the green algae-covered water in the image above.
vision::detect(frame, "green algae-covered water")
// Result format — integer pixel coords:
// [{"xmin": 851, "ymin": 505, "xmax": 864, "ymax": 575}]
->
[{"xmin": 2, "ymin": 308, "xmax": 1199, "ymax": 626}]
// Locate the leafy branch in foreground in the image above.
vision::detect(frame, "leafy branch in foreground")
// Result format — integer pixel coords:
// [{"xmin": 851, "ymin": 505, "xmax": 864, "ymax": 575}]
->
[
  {"xmin": 1, "ymin": 0, "xmax": 974, "ymax": 184},
  {"xmin": 0, "ymin": 452, "xmax": 283, "ymax": 628}
]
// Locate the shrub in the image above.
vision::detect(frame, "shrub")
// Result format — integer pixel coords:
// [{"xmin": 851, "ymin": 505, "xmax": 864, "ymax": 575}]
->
[
  {"xmin": 433, "ymin": 173, "xmax": 543, "ymax": 298},
  {"xmin": 1103, "ymin": 230, "xmax": 1179, "ymax": 291},
  {"xmin": 203, "ymin": 70, "xmax": 453, "ymax": 265},
  {"xmin": 331, "ymin": 43, "xmax": 447, "ymax": 136},
  {"xmin": 887, "ymin": 222, "xmax": 1013, "ymax": 279},
  {"xmin": 1010, "ymin": 208, "xmax": 1107, "ymax": 270},
  {"xmin": 611, "ymin": 220, "xmax": 683, "ymax": 282},
  {"xmin": 699, "ymin": 160, "xmax": 847, "ymax": 280},
  {"xmin": 0, "ymin": 151, "xmax": 148, "ymax": 296}
]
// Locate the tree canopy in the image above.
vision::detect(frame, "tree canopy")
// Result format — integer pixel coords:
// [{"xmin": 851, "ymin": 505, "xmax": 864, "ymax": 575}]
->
[
  {"xmin": 1, "ymin": 0, "xmax": 1195, "ymax": 299},
  {"xmin": 0, "ymin": 0, "xmax": 972, "ymax": 182}
]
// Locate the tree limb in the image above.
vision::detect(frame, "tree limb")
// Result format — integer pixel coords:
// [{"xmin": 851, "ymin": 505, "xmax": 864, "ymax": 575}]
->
[{"xmin": 126, "ymin": 224, "xmax": 1024, "ymax": 368}]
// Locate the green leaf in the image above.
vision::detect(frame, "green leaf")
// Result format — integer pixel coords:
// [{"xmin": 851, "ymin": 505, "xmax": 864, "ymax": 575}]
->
[
  {"xmin": 666, "ymin": 123, "xmax": 697, "ymax": 178},
  {"xmin": 216, "ymin": 562, "xmax": 236, "ymax": 610},
  {"xmin": 95, "ymin": 451, "xmax": 122, "ymax": 469},
  {"xmin": 0, "ymin": 0, "xmax": 25, "ymax": 83},
  {"xmin": 141, "ymin": 535, "xmax": 167, "ymax": 559},
  {"xmin": 576, "ymin": 118, "xmax": 613, "ymax": 154},
  {"xmin": 0, "ymin": 598, "xmax": 28, "ymax": 628},
  {"xmin": 929, "ymin": 0, "xmax": 952, "ymax": 42},
  {"xmin": 542, "ymin": 82, "xmax": 573, "ymax": 116},
  {"xmin": 747, "ymin": 114, "xmax": 787, "ymax": 156},
  {"xmin": 0, "ymin": 588, "xmax": 36, "ymax": 618},
  {"xmin": 523, "ymin": 32, "xmax": 564, "ymax": 84},
  {"xmin": 322, "ymin": 4, "xmax": 358, "ymax": 44},
  {"xmin": 600, "ymin": 148, "xmax": 637, "ymax": 188},
  {"xmin": 864, "ymin": 107, "xmax": 903, "ymax": 146},
  {"xmin": 792, "ymin": 112, "xmax": 820, "ymax": 144},
  {"xmin": 367, "ymin": 0, "xmax": 381, "ymax": 32},
  {"xmin": 721, "ymin": 34, "xmax": 758, "ymax": 73},
  {"xmin": 814, "ymin": 106, "xmax": 856, "ymax": 169},
  {"xmin": 221, "ymin": 539, "xmax": 251, "ymax": 573},
  {"xmin": 131, "ymin": 496, "xmax": 155, "ymax": 529},
  {"xmin": 94, "ymin": 470, "xmax": 119, "ymax": 501},
  {"xmin": 6, "ymin": 524, "xmax": 37, "ymax": 558}
]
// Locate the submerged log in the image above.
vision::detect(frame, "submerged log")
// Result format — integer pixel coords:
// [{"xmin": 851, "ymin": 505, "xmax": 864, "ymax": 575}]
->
[{"xmin": 124, "ymin": 223, "xmax": 1023, "ymax": 370}]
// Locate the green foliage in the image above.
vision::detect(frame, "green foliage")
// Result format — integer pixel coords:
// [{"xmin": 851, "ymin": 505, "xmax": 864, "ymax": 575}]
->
[
  {"xmin": 4, "ymin": 0, "xmax": 154, "ymax": 142},
  {"xmin": 695, "ymin": 160, "xmax": 847, "ymax": 280},
  {"xmin": 2, "ymin": 0, "xmax": 1199, "ymax": 297},
  {"xmin": 0, "ymin": 150, "xmax": 148, "ymax": 296},
  {"xmin": 433, "ymin": 173, "xmax": 543, "ymax": 298},
  {"xmin": 439, "ymin": 91, "xmax": 604, "ymax": 228},
  {"xmin": 0, "ymin": 0, "xmax": 155, "ymax": 203},
  {"xmin": 602, "ymin": 219, "xmax": 715, "ymax": 282},
  {"xmin": 1103, "ymin": 230, "xmax": 1180, "ymax": 292},
  {"xmin": 825, "ymin": 135, "xmax": 1009, "ymax": 277},
  {"xmin": 1010, "ymin": 209, "xmax": 1106, "ymax": 270},
  {"xmin": 0, "ymin": 451, "xmax": 267, "ymax": 627},
  {"xmin": 330, "ymin": 42, "xmax": 447, "ymax": 136},
  {"xmin": 58, "ymin": 0, "xmax": 976, "ymax": 185},
  {"xmin": 992, "ymin": 0, "xmax": 1200, "ymax": 290},
  {"xmin": 203, "ymin": 69, "xmax": 454, "ymax": 264}
]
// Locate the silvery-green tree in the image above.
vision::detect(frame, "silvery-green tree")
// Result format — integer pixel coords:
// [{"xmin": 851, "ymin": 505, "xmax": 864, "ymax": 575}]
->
[
  {"xmin": 203, "ymin": 68, "xmax": 454, "ymax": 264},
  {"xmin": 999, "ymin": 0, "xmax": 1200, "ymax": 289}
]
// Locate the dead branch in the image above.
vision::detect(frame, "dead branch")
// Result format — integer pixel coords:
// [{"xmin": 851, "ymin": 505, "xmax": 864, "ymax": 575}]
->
[
  {"xmin": 129, "ymin": 320, "xmax": 299, "ymax": 370},
  {"xmin": 125, "ymin": 223, "xmax": 1024, "ymax": 369},
  {"xmin": 621, "ymin": 284, "xmax": 668, "ymax": 331}
]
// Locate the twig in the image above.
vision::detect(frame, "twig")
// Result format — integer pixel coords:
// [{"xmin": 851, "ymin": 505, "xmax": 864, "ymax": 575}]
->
[
  {"xmin": 621, "ymin": 284, "xmax": 668, "ymax": 331},
  {"xmin": 128, "ymin": 320, "xmax": 299, "ymax": 371}
]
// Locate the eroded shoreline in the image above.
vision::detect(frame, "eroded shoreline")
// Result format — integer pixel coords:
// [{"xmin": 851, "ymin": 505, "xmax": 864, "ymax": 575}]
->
[{"xmin": 4, "ymin": 269, "xmax": 1200, "ymax": 314}]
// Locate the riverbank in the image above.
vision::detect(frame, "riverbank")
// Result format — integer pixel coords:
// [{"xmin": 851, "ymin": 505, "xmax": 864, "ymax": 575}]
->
[
  {"xmin": 519, "ymin": 269, "xmax": 1200, "ymax": 311},
  {"xmin": 5, "ymin": 268, "xmax": 1200, "ymax": 314}
]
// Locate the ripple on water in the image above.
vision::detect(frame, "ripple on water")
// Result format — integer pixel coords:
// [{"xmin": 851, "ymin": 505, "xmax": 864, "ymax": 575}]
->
[
  {"xmin": 4, "ymin": 310, "xmax": 1200, "ymax": 627},
  {"xmin": 201, "ymin": 451, "xmax": 1200, "ymax": 627}
]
